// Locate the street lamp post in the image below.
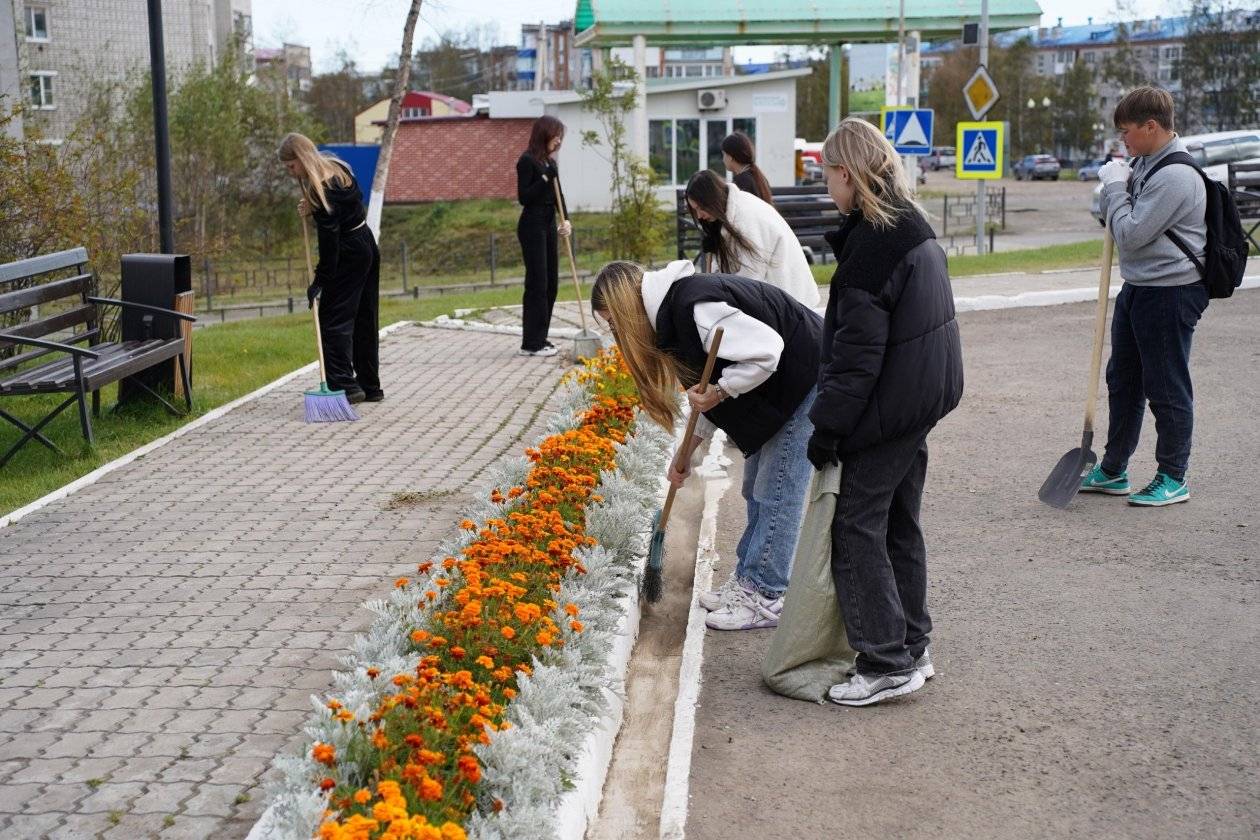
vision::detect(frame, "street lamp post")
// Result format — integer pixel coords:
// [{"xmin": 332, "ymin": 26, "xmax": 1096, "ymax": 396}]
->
[{"xmin": 145, "ymin": 0, "xmax": 175, "ymax": 254}]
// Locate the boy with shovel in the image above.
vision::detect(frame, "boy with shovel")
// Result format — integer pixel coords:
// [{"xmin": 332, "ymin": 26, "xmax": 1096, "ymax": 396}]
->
[{"xmin": 1082, "ymin": 87, "xmax": 1209, "ymax": 506}]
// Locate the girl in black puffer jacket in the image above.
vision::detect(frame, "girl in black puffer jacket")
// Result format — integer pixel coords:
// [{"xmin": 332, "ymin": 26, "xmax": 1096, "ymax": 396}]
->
[
  {"xmin": 515, "ymin": 116, "xmax": 571, "ymax": 357},
  {"xmin": 280, "ymin": 132, "xmax": 381, "ymax": 403},
  {"xmin": 807, "ymin": 118, "xmax": 964, "ymax": 708}
]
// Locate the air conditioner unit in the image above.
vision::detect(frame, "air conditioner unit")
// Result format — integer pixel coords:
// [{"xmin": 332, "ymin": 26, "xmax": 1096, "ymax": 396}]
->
[{"xmin": 697, "ymin": 89, "xmax": 727, "ymax": 111}]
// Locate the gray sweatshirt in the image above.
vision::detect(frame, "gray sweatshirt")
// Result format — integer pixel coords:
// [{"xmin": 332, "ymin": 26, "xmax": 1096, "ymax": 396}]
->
[{"xmin": 1100, "ymin": 135, "xmax": 1207, "ymax": 287}]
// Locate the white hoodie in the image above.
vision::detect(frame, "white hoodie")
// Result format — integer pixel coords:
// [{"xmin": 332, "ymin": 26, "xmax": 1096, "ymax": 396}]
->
[
  {"xmin": 642, "ymin": 260, "xmax": 784, "ymax": 440},
  {"xmin": 721, "ymin": 187, "xmax": 821, "ymax": 308}
]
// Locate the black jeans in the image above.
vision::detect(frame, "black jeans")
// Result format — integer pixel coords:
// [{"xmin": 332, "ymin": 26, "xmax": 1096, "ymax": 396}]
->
[
  {"xmin": 318, "ymin": 227, "xmax": 380, "ymax": 394},
  {"xmin": 518, "ymin": 209, "xmax": 558, "ymax": 351},
  {"xmin": 830, "ymin": 428, "xmax": 932, "ymax": 676},
  {"xmin": 1101, "ymin": 282, "xmax": 1208, "ymax": 482}
]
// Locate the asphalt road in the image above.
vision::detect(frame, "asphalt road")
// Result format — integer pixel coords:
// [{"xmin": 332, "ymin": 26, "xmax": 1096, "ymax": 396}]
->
[{"xmin": 684, "ymin": 291, "xmax": 1259, "ymax": 840}]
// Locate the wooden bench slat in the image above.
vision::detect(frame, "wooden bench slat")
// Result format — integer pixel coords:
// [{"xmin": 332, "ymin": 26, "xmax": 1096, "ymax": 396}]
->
[
  {"xmin": 0, "ymin": 329, "xmax": 100, "ymax": 375},
  {"xmin": 81, "ymin": 341, "xmax": 185, "ymax": 391},
  {"xmin": 0, "ymin": 274, "xmax": 92, "ymax": 314},
  {"xmin": 0, "ymin": 248, "xmax": 90, "ymax": 285},
  {"xmin": 3, "ymin": 304, "xmax": 97, "ymax": 340}
]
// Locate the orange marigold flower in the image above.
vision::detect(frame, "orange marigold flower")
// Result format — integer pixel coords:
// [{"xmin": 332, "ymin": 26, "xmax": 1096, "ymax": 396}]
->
[
  {"xmin": 335, "ymin": 709, "xmax": 354, "ymax": 723},
  {"xmin": 417, "ymin": 561, "xmax": 434, "ymax": 574},
  {"xmin": 371, "ymin": 729, "xmax": 389, "ymax": 749},
  {"xmin": 564, "ymin": 603, "xmax": 580, "ymax": 616},
  {"xmin": 441, "ymin": 825, "xmax": 468, "ymax": 840},
  {"xmin": 460, "ymin": 519, "xmax": 476, "ymax": 530},
  {"xmin": 500, "ymin": 626, "xmax": 516, "ymax": 640},
  {"xmin": 366, "ymin": 667, "xmax": 380, "ymax": 680},
  {"xmin": 474, "ymin": 655, "xmax": 494, "ymax": 669},
  {"xmin": 404, "ymin": 734, "xmax": 424, "ymax": 748},
  {"xmin": 419, "ymin": 775, "xmax": 443, "ymax": 801},
  {"xmin": 450, "ymin": 646, "xmax": 466, "ymax": 659},
  {"xmin": 352, "ymin": 788, "xmax": 372, "ymax": 805},
  {"xmin": 319, "ymin": 777, "xmax": 335, "ymax": 791},
  {"xmin": 394, "ymin": 577, "xmax": 409, "ymax": 588},
  {"xmin": 570, "ymin": 620, "xmax": 584, "ymax": 633},
  {"xmin": 457, "ymin": 754, "xmax": 481, "ymax": 783},
  {"xmin": 312, "ymin": 742, "xmax": 335, "ymax": 766},
  {"xmin": 536, "ymin": 630, "xmax": 554, "ymax": 646},
  {"xmin": 417, "ymin": 748, "xmax": 444, "ymax": 766},
  {"xmin": 410, "ymin": 629, "xmax": 430, "ymax": 644}
]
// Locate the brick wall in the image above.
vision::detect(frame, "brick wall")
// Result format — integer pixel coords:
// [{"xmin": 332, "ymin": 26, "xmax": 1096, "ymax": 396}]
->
[{"xmin": 385, "ymin": 116, "xmax": 534, "ymax": 203}]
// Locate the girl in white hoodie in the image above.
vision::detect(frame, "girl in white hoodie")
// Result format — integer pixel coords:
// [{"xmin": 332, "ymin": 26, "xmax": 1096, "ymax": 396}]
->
[
  {"xmin": 591, "ymin": 259, "xmax": 822, "ymax": 631},
  {"xmin": 685, "ymin": 169, "xmax": 820, "ymax": 309}
]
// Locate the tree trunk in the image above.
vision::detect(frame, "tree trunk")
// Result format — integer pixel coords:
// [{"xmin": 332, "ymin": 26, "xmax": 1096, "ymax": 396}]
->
[{"xmin": 366, "ymin": 0, "xmax": 423, "ymax": 243}]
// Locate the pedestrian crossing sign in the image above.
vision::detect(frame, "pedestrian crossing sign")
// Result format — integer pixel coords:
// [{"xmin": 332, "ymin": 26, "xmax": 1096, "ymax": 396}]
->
[
  {"xmin": 955, "ymin": 121, "xmax": 1004, "ymax": 180},
  {"xmin": 881, "ymin": 107, "xmax": 934, "ymax": 156}
]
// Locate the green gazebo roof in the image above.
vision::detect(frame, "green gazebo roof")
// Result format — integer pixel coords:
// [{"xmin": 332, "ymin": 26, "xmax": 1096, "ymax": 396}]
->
[{"xmin": 574, "ymin": 0, "xmax": 1043, "ymax": 46}]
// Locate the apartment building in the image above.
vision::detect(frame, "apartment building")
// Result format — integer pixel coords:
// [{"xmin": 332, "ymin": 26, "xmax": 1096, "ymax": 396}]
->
[{"xmin": 2, "ymin": 0, "xmax": 252, "ymax": 143}]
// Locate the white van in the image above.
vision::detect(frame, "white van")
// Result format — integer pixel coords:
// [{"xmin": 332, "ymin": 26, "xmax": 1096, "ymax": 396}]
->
[{"xmin": 1089, "ymin": 129, "xmax": 1260, "ymax": 222}]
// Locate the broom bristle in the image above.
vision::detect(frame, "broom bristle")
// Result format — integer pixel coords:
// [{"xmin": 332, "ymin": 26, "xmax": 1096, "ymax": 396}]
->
[
  {"xmin": 643, "ymin": 528, "xmax": 665, "ymax": 603},
  {"xmin": 304, "ymin": 392, "xmax": 359, "ymax": 423}
]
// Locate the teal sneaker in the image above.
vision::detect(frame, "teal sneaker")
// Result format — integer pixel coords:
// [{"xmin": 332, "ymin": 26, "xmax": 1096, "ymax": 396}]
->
[
  {"xmin": 1129, "ymin": 473, "xmax": 1190, "ymax": 507},
  {"xmin": 1080, "ymin": 465, "xmax": 1130, "ymax": 495}
]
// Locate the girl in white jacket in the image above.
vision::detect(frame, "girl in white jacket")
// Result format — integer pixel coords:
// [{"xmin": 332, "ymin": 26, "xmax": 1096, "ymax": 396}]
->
[{"xmin": 685, "ymin": 169, "xmax": 820, "ymax": 308}]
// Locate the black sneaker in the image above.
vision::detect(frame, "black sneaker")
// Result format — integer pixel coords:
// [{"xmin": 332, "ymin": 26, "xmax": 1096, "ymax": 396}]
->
[
  {"xmin": 344, "ymin": 387, "xmax": 367, "ymax": 405},
  {"xmin": 364, "ymin": 390, "xmax": 385, "ymax": 403}
]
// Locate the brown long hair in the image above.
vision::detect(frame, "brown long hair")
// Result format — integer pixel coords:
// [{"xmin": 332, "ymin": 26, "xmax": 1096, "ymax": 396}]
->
[
  {"xmin": 590, "ymin": 261, "xmax": 687, "ymax": 429},
  {"xmin": 527, "ymin": 115, "xmax": 565, "ymax": 163},
  {"xmin": 821, "ymin": 118, "xmax": 922, "ymax": 230},
  {"xmin": 721, "ymin": 132, "xmax": 773, "ymax": 203},
  {"xmin": 685, "ymin": 170, "xmax": 760, "ymax": 274},
  {"xmin": 278, "ymin": 132, "xmax": 352, "ymax": 213}
]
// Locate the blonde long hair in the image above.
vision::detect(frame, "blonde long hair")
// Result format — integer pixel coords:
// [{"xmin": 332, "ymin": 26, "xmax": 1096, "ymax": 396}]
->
[
  {"xmin": 278, "ymin": 132, "xmax": 352, "ymax": 213},
  {"xmin": 821, "ymin": 117, "xmax": 922, "ymax": 229},
  {"xmin": 590, "ymin": 261, "xmax": 687, "ymax": 429}
]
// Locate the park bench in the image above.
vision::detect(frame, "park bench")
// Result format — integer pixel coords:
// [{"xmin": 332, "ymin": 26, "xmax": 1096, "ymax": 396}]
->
[
  {"xmin": 1227, "ymin": 162, "xmax": 1260, "ymax": 252},
  {"xmin": 0, "ymin": 247, "xmax": 196, "ymax": 468},
  {"xmin": 675, "ymin": 185, "xmax": 842, "ymax": 263}
]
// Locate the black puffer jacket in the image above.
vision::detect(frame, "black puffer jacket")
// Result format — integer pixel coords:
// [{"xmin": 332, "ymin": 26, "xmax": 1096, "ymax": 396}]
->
[
  {"xmin": 516, "ymin": 153, "xmax": 568, "ymax": 217},
  {"xmin": 810, "ymin": 207, "xmax": 964, "ymax": 453}
]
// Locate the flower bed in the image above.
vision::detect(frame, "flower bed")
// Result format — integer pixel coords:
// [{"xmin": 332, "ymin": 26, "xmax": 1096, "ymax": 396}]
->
[{"xmin": 251, "ymin": 348, "xmax": 672, "ymax": 840}]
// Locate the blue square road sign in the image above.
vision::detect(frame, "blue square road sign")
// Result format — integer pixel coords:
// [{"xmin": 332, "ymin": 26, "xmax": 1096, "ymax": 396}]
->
[{"xmin": 881, "ymin": 107, "xmax": 934, "ymax": 156}]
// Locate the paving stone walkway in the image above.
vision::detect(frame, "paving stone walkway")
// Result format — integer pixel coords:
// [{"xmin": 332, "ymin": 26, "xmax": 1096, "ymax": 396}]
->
[{"xmin": 0, "ymin": 324, "xmax": 568, "ymax": 840}]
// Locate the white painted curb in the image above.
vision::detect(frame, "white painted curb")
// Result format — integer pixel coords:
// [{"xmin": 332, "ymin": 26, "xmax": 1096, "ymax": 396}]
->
[
  {"xmin": 954, "ymin": 275, "xmax": 1259, "ymax": 313},
  {"xmin": 0, "ymin": 320, "xmax": 413, "ymax": 532},
  {"xmin": 659, "ymin": 433, "xmax": 733, "ymax": 840}
]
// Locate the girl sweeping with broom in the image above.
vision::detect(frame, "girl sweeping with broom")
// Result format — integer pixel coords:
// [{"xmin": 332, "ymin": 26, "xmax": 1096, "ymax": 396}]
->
[
  {"xmin": 280, "ymin": 132, "xmax": 382, "ymax": 405},
  {"xmin": 591, "ymin": 260, "xmax": 821, "ymax": 631}
]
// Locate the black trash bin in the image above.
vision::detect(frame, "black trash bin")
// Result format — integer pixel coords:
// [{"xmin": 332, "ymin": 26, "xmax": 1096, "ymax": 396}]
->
[{"xmin": 118, "ymin": 253, "xmax": 192, "ymax": 404}]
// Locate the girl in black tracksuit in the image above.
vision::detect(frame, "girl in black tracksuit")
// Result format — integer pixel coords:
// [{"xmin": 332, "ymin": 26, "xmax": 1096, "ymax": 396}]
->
[
  {"xmin": 516, "ymin": 116, "xmax": 570, "ymax": 356},
  {"xmin": 280, "ymin": 132, "xmax": 381, "ymax": 402}
]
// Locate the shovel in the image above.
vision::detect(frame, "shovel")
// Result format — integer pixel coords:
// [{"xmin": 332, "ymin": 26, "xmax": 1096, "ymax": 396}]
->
[
  {"xmin": 643, "ymin": 326, "xmax": 724, "ymax": 603},
  {"xmin": 1038, "ymin": 229, "xmax": 1115, "ymax": 508}
]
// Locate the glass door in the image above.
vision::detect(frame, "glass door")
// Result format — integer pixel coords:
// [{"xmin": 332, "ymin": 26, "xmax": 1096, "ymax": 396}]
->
[{"xmin": 705, "ymin": 118, "xmax": 731, "ymax": 175}]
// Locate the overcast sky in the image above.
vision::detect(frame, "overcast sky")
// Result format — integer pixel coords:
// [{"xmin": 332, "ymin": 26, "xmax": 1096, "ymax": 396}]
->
[{"xmin": 251, "ymin": 0, "xmax": 1179, "ymax": 74}]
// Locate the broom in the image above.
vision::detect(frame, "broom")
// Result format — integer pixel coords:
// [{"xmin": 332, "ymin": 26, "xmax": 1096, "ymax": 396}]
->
[
  {"xmin": 643, "ymin": 326, "xmax": 724, "ymax": 603},
  {"xmin": 301, "ymin": 216, "xmax": 358, "ymax": 423}
]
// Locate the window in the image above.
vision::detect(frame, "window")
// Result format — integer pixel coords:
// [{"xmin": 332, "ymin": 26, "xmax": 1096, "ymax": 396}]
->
[
  {"xmin": 1084, "ymin": 51, "xmax": 1095, "ymax": 64},
  {"xmin": 402, "ymin": 106, "xmax": 427, "ymax": 119},
  {"xmin": 646, "ymin": 66, "xmax": 660, "ymax": 78},
  {"xmin": 732, "ymin": 117, "xmax": 756, "ymax": 144},
  {"xmin": 648, "ymin": 119, "xmax": 674, "ymax": 182},
  {"xmin": 685, "ymin": 65, "xmax": 703, "ymax": 77},
  {"xmin": 1164, "ymin": 46, "xmax": 1181, "ymax": 60},
  {"xmin": 29, "ymin": 72, "xmax": 54, "ymax": 109},
  {"xmin": 25, "ymin": 5, "xmax": 49, "ymax": 40},
  {"xmin": 705, "ymin": 118, "xmax": 727, "ymax": 173},
  {"xmin": 675, "ymin": 119, "xmax": 700, "ymax": 182}
]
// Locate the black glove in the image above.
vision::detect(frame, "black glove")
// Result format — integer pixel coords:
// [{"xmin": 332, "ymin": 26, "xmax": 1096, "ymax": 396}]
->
[
  {"xmin": 806, "ymin": 430, "xmax": 841, "ymax": 470},
  {"xmin": 306, "ymin": 283, "xmax": 321, "ymax": 309},
  {"xmin": 700, "ymin": 220, "xmax": 722, "ymax": 256}
]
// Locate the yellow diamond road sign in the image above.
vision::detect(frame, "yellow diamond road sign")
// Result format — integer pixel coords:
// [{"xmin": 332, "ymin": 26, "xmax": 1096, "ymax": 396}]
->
[{"xmin": 963, "ymin": 66, "xmax": 999, "ymax": 120}]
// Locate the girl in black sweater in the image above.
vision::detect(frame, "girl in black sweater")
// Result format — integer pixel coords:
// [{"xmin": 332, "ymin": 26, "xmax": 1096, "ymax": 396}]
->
[
  {"xmin": 280, "ymin": 132, "xmax": 381, "ymax": 402},
  {"xmin": 721, "ymin": 131, "xmax": 774, "ymax": 204},
  {"xmin": 516, "ymin": 116, "xmax": 570, "ymax": 357}
]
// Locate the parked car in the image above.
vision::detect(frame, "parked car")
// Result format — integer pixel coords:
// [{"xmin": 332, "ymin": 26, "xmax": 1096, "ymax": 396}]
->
[
  {"xmin": 800, "ymin": 158, "xmax": 824, "ymax": 185},
  {"xmin": 1089, "ymin": 128, "xmax": 1260, "ymax": 222},
  {"xmin": 919, "ymin": 146, "xmax": 956, "ymax": 171},
  {"xmin": 1078, "ymin": 158, "xmax": 1108, "ymax": 180},
  {"xmin": 1013, "ymin": 154, "xmax": 1062, "ymax": 181}
]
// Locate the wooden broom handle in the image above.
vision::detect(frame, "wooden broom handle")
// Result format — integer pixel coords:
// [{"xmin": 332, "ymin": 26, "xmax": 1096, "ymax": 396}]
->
[
  {"xmin": 659, "ymin": 326, "xmax": 725, "ymax": 528},
  {"xmin": 552, "ymin": 178, "xmax": 590, "ymax": 332},
  {"xmin": 300, "ymin": 216, "xmax": 330, "ymax": 384}
]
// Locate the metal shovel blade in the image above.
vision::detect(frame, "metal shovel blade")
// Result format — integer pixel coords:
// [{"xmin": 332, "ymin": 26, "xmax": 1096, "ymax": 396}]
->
[{"xmin": 1038, "ymin": 446, "xmax": 1097, "ymax": 509}]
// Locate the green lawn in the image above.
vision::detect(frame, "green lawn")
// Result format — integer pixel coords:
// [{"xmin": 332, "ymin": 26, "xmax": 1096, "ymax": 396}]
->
[{"xmin": 810, "ymin": 238, "xmax": 1104, "ymax": 283}]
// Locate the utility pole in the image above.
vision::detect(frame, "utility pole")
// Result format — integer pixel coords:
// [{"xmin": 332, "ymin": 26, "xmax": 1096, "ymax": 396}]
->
[
  {"xmin": 145, "ymin": 0, "xmax": 175, "ymax": 253},
  {"xmin": 976, "ymin": 0, "xmax": 990, "ymax": 255},
  {"xmin": 897, "ymin": 0, "xmax": 906, "ymax": 105}
]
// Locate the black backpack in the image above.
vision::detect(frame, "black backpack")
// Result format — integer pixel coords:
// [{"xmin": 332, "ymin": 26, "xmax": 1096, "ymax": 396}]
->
[{"xmin": 1141, "ymin": 151, "xmax": 1248, "ymax": 299}]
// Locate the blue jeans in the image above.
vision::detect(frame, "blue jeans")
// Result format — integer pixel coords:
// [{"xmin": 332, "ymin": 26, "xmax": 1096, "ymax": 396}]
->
[
  {"xmin": 734, "ymin": 388, "xmax": 816, "ymax": 599},
  {"xmin": 1101, "ymin": 283, "xmax": 1209, "ymax": 482}
]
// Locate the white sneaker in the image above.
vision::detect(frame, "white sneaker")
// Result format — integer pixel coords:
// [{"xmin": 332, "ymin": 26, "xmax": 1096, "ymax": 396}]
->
[
  {"xmin": 698, "ymin": 573, "xmax": 745, "ymax": 611},
  {"xmin": 828, "ymin": 670, "xmax": 925, "ymax": 707},
  {"xmin": 915, "ymin": 648, "xmax": 935, "ymax": 680},
  {"xmin": 704, "ymin": 587, "xmax": 783, "ymax": 630},
  {"xmin": 518, "ymin": 346, "xmax": 559, "ymax": 357}
]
